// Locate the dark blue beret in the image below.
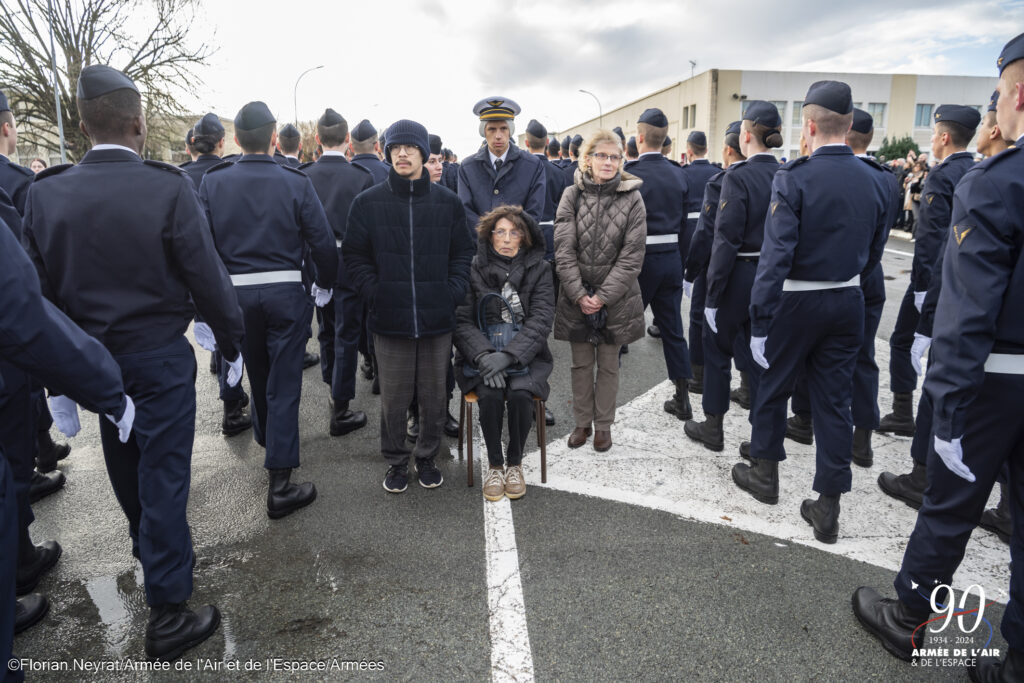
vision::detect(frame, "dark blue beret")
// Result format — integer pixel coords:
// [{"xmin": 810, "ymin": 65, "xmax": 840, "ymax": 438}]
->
[
  {"xmin": 279, "ymin": 123, "xmax": 301, "ymax": 139},
  {"xmin": 612, "ymin": 126, "xmax": 625, "ymax": 142},
  {"xmin": 725, "ymin": 120, "xmax": 742, "ymax": 136},
  {"xmin": 234, "ymin": 101, "xmax": 276, "ymax": 132},
  {"xmin": 351, "ymin": 119, "xmax": 376, "ymax": 141},
  {"xmin": 988, "ymin": 90, "xmax": 999, "ymax": 113},
  {"xmin": 319, "ymin": 108, "xmax": 345, "ymax": 127},
  {"xmin": 526, "ymin": 119, "xmax": 547, "ymax": 138},
  {"xmin": 571, "ymin": 134, "xmax": 584, "ymax": 147},
  {"xmin": 184, "ymin": 127, "xmax": 194, "ymax": 147},
  {"xmin": 998, "ymin": 32, "xmax": 1024, "ymax": 74},
  {"xmin": 686, "ymin": 130, "xmax": 706, "ymax": 146},
  {"xmin": 193, "ymin": 113, "xmax": 224, "ymax": 139},
  {"xmin": 803, "ymin": 80, "xmax": 852, "ymax": 115},
  {"xmin": 428, "ymin": 133, "xmax": 442, "ymax": 155},
  {"xmin": 934, "ymin": 104, "xmax": 981, "ymax": 131},
  {"xmin": 743, "ymin": 101, "xmax": 782, "ymax": 128},
  {"xmin": 627, "ymin": 136, "xmax": 637, "ymax": 149},
  {"xmin": 76, "ymin": 65, "xmax": 139, "ymax": 100},
  {"xmin": 851, "ymin": 108, "xmax": 873, "ymax": 134},
  {"xmin": 0, "ymin": 90, "xmax": 8, "ymax": 113},
  {"xmin": 561, "ymin": 135, "xmax": 571, "ymax": 151},
  {"xmin": 638, "ymin": 108, "xmax": 668, "ymax": 127},
  {"xmin": 663, "ymin": 136, "xmax": 672, "ymax": 147}
]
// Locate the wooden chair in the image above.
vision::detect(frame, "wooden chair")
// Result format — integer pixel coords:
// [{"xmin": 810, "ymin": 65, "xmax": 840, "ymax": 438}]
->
[{"xmin": 457, "ymin": 392, "xmax": 547, "ymax": 487}]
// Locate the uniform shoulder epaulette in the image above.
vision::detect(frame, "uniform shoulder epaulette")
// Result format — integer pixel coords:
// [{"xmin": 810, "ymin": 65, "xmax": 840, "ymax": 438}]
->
[
  {"xmin": 726, "ymin": 159, "xmax": 747, "ymax": 171},
  {"xmin": 350, "ymin": 162, "xmax": 371, "ymax": 177},
  {"xmin": 978, "ymin": 144, "xmax": 1020, "ymax": 171},
  {"xmin": 143, "ymin": 159, "xmax": 187, "ymax": 175},
  {"xmin": 7, "ymin": 162, "xmax": 33, "ymax": 177},
  {"xmin": 298, "ymin": 161, "xmax": 315, "ymax": 170},
  {"xmin": 281, "ymin": 164, "xmax": 308, "ymax": 177},
  {"xmin": 33, "ymin": 163, "xmax": 74, "ymax": 182},
  {"xmin": 857, "ymin": 156, "xmax": 887, "ymax": 172},
  {"xmin": 779, "ymin": 155, "xmax": 810, "ymax": 171},
  {"xmin": 205, "ymin": 160, "xmax": 236, "ymax": 174}
]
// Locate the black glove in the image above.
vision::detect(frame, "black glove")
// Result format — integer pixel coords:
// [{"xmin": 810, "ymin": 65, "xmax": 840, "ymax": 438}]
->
[
  {"xmin": 484, "ymin": 372, "xmax": 507, "ymax": 389},
  {"xmin": 478, "ymin": 351, "xmax": 513, "ymax": 379}
]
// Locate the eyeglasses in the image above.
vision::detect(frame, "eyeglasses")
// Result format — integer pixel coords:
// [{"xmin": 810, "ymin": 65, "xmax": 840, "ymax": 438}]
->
[
  {"xmin": 494, "ymin": 229, "xmax": 524, "ymax": 239},
  {"xmin": 591, "ymin": 152, "xmax": 622, "ymax": 163},
  {"xmin": 391, "ymin": 144, "xmax": 418, "ymax": 155}
]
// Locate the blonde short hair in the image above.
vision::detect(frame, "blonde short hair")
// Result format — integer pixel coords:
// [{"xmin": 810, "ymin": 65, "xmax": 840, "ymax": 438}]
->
[{"xmin": 580, "ymin": 129, "xmax": 624, "ymax": 176}]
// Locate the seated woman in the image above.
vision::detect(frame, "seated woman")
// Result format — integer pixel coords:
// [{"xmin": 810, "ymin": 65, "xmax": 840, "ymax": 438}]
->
[{"xmin": 454, "ymin": 205, "xmax": 555, "ymax": 502}]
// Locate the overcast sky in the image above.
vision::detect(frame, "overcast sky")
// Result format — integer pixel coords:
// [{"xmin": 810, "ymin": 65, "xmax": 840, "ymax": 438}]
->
[{"xmin": 182, "ymin": 0, "xmax": 1022, "ymax": 157}]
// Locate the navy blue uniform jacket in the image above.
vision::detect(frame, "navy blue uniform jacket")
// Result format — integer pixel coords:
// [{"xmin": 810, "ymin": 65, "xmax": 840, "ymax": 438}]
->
[
  {"xmin": 352, "ymin": 153, "xmax": 389, "ymax": 185},
  {"xmin": 458, "ymin": 144, "xmax": 544, "ymax": 232},
  {"xmin": 300, "ymin": 155, "xmax": 374, "ymax": 242},
  {"xmin": 625, "ymin": 153, "xmax": 688, "ymax": 254},
  {"xmin": 184, "ymin": 154, "xmax": 225, "ymax": 192},
  {"xmin": 910, "ymin": 151, "xmax": 975, "ymax": 293},
  {"xmin": 684, "ymin": 169, "xmax": 726, "ymax": 282},
  {"xmin": 0, "ymin": 155, "xmax": 33, "ymax": 215}
]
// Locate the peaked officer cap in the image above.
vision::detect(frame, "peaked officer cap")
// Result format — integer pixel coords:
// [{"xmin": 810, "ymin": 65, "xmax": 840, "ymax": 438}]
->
[
  {"xmin": 473, "ymin": 96, "xmax": 520, "ymax": 120},
  {"xmin": 76, "ymin": 65, "xmax": 139, "ymax": 100}
]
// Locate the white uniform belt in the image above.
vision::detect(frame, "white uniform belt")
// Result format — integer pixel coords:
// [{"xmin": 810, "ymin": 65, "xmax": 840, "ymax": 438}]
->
[
  {"xmin": 229, "ymin": 270, "xmax": 302, "ymax": 287},
  {"xmin": 687, "ymin": 212, "xmax": 700, "ymax": 220},
  {"xmin": 539, "ymin": 221, "xmax": 554, "ymax": 226},
  {"xmin": 737, "ymin": 251, "xmax": 760, "ymax": 258},
  {"xmin": 335, "ymin": 239, "xmax": 343, "ymax": 248},
  {"xmin": 782, "ymin": 275, "xmax": 860, "ymax": 292},
  {"xmin": 985, "ymin": 353, "xmax": 1024, "ymax": 375},
  {"xmin": 646, "ymin": 234, "xmax": 678, "ymax": 245}
]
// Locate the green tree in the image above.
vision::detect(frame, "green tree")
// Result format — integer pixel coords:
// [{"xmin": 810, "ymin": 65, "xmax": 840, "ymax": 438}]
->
[
  {"xmin": 0, "ymin": 0, "xmax": 212, "ymax": 161},
  {"xmin": 876, "ymin": 135, "xmax": 920, "ymax": 162}
]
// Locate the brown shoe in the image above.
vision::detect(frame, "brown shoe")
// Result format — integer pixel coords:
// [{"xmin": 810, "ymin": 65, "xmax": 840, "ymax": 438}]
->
[
  {"xmin": 567, "ymin": 426, "xmax": 592, "ymax": 449},
  {"xmin": 483, "ymin": 467, "xmax": 505, "ymax": 502},
  {"xmin": 504, "ymin": 465, "xmax": 526, "ymax": 500},
  {"xmin": 593, "ymin": 429, "xmax": 612, "ymax": 452}
]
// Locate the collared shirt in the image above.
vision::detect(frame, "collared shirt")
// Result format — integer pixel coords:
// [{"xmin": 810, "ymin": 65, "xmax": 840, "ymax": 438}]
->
[
  {"xmin": 746, "ymin": 151, "xmax": 778, "ymax": 160},
  {"xmin": 639, "ymin": 151, "xmax": 662, "ymax": 158},
  {"xmin": 91, "ymin": 143, "xmax": 140, "ymax": 157},
  {"xmin": 488, "ymin": 148, "xmax": 509, "ymax": 169},
  {"xmin": 320, "ymin": 150, "xmax": 345, "ymax": 157}
]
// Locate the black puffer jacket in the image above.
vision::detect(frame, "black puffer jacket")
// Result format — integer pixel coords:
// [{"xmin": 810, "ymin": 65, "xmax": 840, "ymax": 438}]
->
[
  {"xmin": 343, "ymin": 167, "xmax": 474, "ymax": 338},
  {"xmin": 453, "ymin": 212, "xmax": 554, "ymax": 400}
]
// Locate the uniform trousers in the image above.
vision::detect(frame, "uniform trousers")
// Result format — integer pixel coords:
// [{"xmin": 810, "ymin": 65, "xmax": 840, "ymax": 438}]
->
[
  {"xmin": 316, "ymin": 249, "xmax": 363, "ymax": 403},
  {"xmin": 99, "ymin": 336, "xmax": 196, "ymax": 606},
  {"xmin": 569, "ymin": 342, "xmax": 621, "ymax": 431},
  {"xmin": 702, "ymin": 260, "xmax": 761, "ymax": 417},
  {"xmin": 894, "ymin": 371, "xmax": 1024, "ymax": 651},
  {"xmin": 375, "ymin": 333, "xmax": 451, "ymax": 466},
  {"xmin": 0, "ymin": 452, "xmax": 21, "ymax": 683},
  {"xmin": 638, "ymin": 250, "xmax": 691, "ymax": 381},
  {"xmin": 689, "ymin": 272, "xmax": 708, "ymax": 367},
  {"xmin": 889, "ymin": 285, "xmax": 921, "ymax": 395},
  {"xmin": 791, "ymin": 265, "xmax": 884, "ymax": 430},
  {"xmin": 749, "ymin": 288, "xmax": 863, "ymax": 495},
  {"xmin": 0, "ymin": 365, "xmax": 35, "ymax": 565},
  {"xmin": 476, "ymin": 386, "xmax": 533, "ymax": 468},
  {"xmin": 236, "ymin": 284, "xmax": 308, "ymax": 470}
]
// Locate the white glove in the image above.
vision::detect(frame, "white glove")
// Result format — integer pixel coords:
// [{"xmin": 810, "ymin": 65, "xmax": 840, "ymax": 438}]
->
[
  {"xmin": 911, "ymin": 333, "xmax": 932, "ymax": 376},
  {"xmin": 913, "ymin": 291, "xmax": 926, "ymax": 313},
  {"xmin": 311, "ymin": 284, "xmax": 333, "ymax": 308},
  {"xmin": 105, "ymin": 395, "xmax": 135, "ymax": 443},
  {"xmin": 751, "ymin": 336, "xmax": 769, "ymax": 369},
  {"xmin": 48, "ymin": 395, "xmax": 80, "ymax": 438},
  {"xmin": 683, "ymin": 280, "xmax": 693, "ymax": 298},
  {"xmin": 226, "ymin": 353, "xmax": 244, "ymax": 387},
  {"xmin": 933, "ymin": 436, "xmax": 975, "ymax": 483},
  {"xmin": 705, "ymin": 307, "xmax": 718, "ymax": 334},
  {"xmin": 193, "ymin": 322, "xmax": 217, "ymax": 352}
]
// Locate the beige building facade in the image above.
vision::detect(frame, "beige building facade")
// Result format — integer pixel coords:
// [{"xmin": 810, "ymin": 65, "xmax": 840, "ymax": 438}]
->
[{"xmin": 536, "ymin": 69, "xmax": 996, "ymax": 163}]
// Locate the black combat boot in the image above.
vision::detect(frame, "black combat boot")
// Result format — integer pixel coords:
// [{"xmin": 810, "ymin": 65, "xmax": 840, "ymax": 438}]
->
[
  {"xmin": 730, "ymin": 372, "xmax": 751, "ymax": 409},
  {"xmin": 329, "ymin": 399, "xmax": 367, "ymax": 436},
  {"xmin": 738, "ymin": 441, "xmax": 751, "ymax": 460},
  {"xmin": 17, "ymin": 538, "xmax": 62, "ymax": 595},
  {"xmin": 800, "ymin": 493, "xmax": 841, "ymax": 543},
  {"xmin": 970, "ymin": 647, "xmax": 1024, "ymax": 682},
  {"xmin": 647, "ymin": 324, "xmax": 661, "ymax": 338},
  {"xmin": 145, "ymin": 602, "xmax": 221, "ymax": 661},
  {"xmin": 852, "ymin": 586, "xmax": 931, "ymax": 661},
  {"xmin": 687, "ymin": 364, "xmax": 704, "ymax": 394},
  {"xmin": 786, "ymin": 413, "xmax": 813, "ymax": 445},
  {"xmin": 663, "ymin": 379, "xmax": 693, "ymax": 421},
  {"xmin": 221, "ymin": 396, "xmax": 252, "ymax": 437},
  {"xmin": 302, "ymin": 351, "xmax": 320, "ymax": 369},
  {"xmin": 14, "ymin": 594, "xmax": 49, "ymax": 633},
  {"xmin": 878, "ymin": 392, "xmax": 916, "ymax": 436},
  {"xmin": 683, "ymin": 413, "xmax": 724, "ymax": 452},
  {"xmin": 266, "ymin": 469, "xmax": 317, "ymax": 519},
  {"xmin": 731, "ymin": 458, "xmax": 779, "ymax": 504},
  {"xmin": 29, "ymin": 470, "xmax": 65, "ymax": 503},
  {"xmin": 878, "ymin": 461, "xmax": 927, "ymax": 509},
  {"xmin": 35, "ymin": 430, "xmax": 70, "ymax": 473},
  {"xmin": 979, "ymin": 481, "xmax": 1012, "ymax": 544},
  {"xmin": 852, "ymin": 427, "xmax": 873, "ymax": 467}
]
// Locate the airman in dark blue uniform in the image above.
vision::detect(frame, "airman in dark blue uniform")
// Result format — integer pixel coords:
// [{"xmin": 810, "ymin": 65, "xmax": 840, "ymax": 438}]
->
[
  {"xmin": 684, "ymin": 102, "xmax": 782, "ymax": 452},
  {"xmin": 556, "ymin": 135, "xmax": 571, "ymax": 168},
  {"xmin": 184, "ymin": 113, "xmax": 253, "ymax": 438},
  {"xmin": 853, "ymin": 37, "xmax": 1024, "ymax": 677},
  {"xmin": 788, "ymin": 108, "xmax": 900, "ymax": 467},
  {"xmin": 0, "ymin": 218, "xmax": 132, "ymax": 681},
  {"xmin": 458, "ymin": 96, "xmax": 546, "ymax": 231},
  {"xmin": 625, "ymin": 107, "xmax": 693, "ymax": 420},
  {"xmin": 24, "ymin": 65, "xmax": 245, "ymax": 660},
  {"xmin": 300, "ymin": 108, "xmax": 373, "ymax": 438},
  {"xmin": 200, "ymin": 101, "xmax": 337, "ymax": 521},
  {"xmin": 525, "ymin": 118, "xmax": 567, "ymax": 262},
  {"xmin": 0, "ymin": 90, "xmax": 33, "ymax": 215},
  {"xmin": 562, "ymin": 134, "xmax": 583, "ymax": 184},
  {"xmin": 351, "ymin": 119, "xmax": 389, "ymax": 184},
  {"xmin": 878, "ymin": 106, "xmax": 979, "ymax": 439},
  {"xmin": 734, "ymin": 82, "xmax": 889, "ymax": 545}
]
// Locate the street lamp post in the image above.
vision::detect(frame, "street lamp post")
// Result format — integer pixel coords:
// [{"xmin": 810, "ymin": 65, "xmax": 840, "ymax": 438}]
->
[
  {"xmin": 45, "ymin": 0, "xmax": 66, "ymax": 163},
  {"xmin": 579, "ymin": 89, "xmax": 602, "ymax": 127},
  {"xmin": 293, "ymin": 65, "xmax": 324, "ymax": 124}
]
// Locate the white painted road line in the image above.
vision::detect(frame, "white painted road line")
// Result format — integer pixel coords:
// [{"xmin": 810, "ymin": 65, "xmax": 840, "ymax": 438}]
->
[
  {"xmin": 884, "ymin": 247, "xmax": 912, "ymax": 257},
  {"xmin": 479, "ymin": 427, "xmax": 535, "ymax": 682}
]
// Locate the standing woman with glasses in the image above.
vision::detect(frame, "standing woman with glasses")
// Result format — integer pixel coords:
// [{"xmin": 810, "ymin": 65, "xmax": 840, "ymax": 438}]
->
[
  {"xmin": 554, "ymin": 130, "xmax": 646, "ymax": 452},
  {"xmin": 454, "ymin": 205, "xmax": 554, "ymax": 501}
]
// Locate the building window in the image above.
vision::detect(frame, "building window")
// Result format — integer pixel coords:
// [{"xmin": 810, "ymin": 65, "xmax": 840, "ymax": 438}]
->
[
  {"xmin": 792, "ymin": 101, "xmax": 803, "ymax": 125},
  {"xmin": 915, "ymin": 104, "xmax": 934, "ymax": 128},
  {"xmin": 867, "ymin": 102, "xmax": 887, "ymax": 126},
  {"xmin": 689, "ymin": 104, "xmax": 696, "ymax": 128}
]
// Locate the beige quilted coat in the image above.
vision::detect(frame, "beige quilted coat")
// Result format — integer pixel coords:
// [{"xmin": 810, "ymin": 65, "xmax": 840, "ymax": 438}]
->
[{"xmin": 553, "ymin": 168, "xmax": 647, "ymax": 345}]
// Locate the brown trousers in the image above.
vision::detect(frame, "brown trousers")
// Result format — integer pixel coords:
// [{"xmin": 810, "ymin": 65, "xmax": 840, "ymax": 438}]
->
[{"xmin": 569, "ymin": 342, "xmax": 621, "ymax": 431}]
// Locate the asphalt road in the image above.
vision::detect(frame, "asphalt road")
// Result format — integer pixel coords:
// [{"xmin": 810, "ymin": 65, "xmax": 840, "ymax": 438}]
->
[{"xmin": 12, "ymin": 235, "xmax": 1010, "ymax": 682}]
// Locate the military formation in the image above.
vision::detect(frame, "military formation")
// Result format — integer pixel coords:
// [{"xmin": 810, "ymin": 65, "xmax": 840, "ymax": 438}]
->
[{"xmin": 0, "ymin": 30, "xmax": 1022, "ymax": 680}]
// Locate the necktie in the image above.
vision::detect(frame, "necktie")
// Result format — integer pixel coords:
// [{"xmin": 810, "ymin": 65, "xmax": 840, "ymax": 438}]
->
[{"xmin": 494, "ymin": 159, "xmax": 503, "ymax": 173}]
